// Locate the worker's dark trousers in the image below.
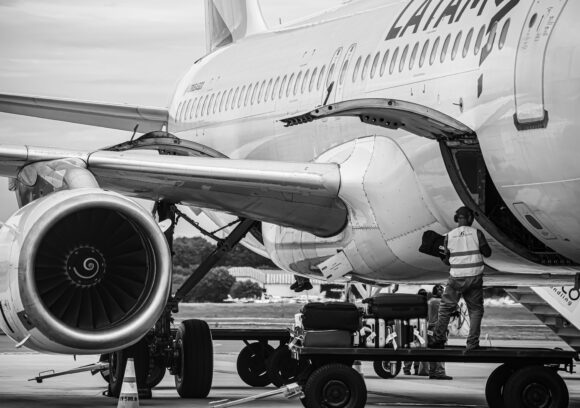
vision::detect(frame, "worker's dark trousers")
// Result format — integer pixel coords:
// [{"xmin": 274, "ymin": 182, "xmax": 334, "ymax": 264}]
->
[{"xmin": 433, "ymin": 274, "xmax": 484, "ymax": 348}]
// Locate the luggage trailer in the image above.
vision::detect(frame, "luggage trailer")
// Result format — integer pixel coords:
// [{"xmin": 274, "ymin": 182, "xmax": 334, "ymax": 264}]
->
[{"xmin": 290, "ymin": 344, "xmax": 578, "ymax": 408}]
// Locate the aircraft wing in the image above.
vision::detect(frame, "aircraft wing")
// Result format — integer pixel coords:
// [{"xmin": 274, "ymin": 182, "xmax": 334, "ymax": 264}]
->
[
  {"xmin": 0, "ymin": 93, "xmax": 169, "ymax": 133},
  {"xmin": 0, "ymin": 145, "xmax": 346, "ymax": 237}
]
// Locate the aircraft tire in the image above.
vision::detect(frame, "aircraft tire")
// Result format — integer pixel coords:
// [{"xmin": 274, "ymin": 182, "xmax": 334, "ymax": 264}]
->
[
  {"xmin": 236, "ymin": 342, "xmax": 274, "ymax": 387},
  {"xmin": 174, "ymin": 319, "xmax": 213, "ymax": 398},
  {"xmin": 502, "ymin": 365, "xmax": 568, "ymax": 408},
  {"xmin": 373, "ymin": 360, "xmax": 402, "ymax": 379},
  {"xmin": 266, "ymin": 345, "xmax": 309, "ymax": 387},
  {"xmin": 303, "ymin": 363, "xmax": 367, "ymax": 408},
  {"xmin": 485, "ymin": 363, "xmax": 515, "ymax": 408},
  {"xmin": 107, "ymin": 338, "xmax": 149, "ymax": 397}
]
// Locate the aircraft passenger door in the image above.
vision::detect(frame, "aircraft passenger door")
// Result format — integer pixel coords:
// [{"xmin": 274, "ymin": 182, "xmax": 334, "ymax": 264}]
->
[
  {"xmin": 513, "ymin": 0, "xmax": 567, "ymax": 130},
  {"xmin": 334, "ymin": 43, "xmax": 357, "ymax": 103},
  {"xmin": 321, "ymin": 47, "xmax": 343, "ymax": 106}
]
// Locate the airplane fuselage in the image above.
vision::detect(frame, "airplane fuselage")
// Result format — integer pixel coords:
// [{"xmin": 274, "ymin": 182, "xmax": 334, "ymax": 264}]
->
[{"xmin": 167, "ymin": 0, "xmax": 580, "ymax": 282}]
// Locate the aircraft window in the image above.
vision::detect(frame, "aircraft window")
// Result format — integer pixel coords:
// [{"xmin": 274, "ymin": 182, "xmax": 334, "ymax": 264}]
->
[
  {"xmin": 370, "ymin": 52, "xmax": 380, "ymax": 79},
  {"xmin": 485, "ymin": 21, "xmax": 498, "ymax": 53},
  {"xmin": 379, "ymin": 50, "xmax": 389, "ymax": 76},
  {"xmin": 280, "ymin": 75, "xmax": 287, "ymax": 99},
  {"xmin": 463, "ymin": 28, "xmax": 474, "ymax": 58},
  {"xmin": 195, "ymin": 96, "xmax": 203, "ymax": 117},
  {"xmin": 326, "ymin": 63, "xmax": 335, "ymax": 88},
  {"xmin": 272, "ymin": 77, "xmax": 280, "ymax": 100},
  {"xmin": 240, "ymin": 84, "xmax": 252, "ymax": 106},
  {"xmin": 216, "ymin": 92, "xmax": 223, "ymax": 113},
  {"xmin": 257, "ymin": 81, "xmax": 265, "ymax": 104},
  {"xmin": 409, "ymin": 42, "xmax": 419, "ymax": 70},
  {"xmin": 352, "ymin": 56, "xmax": 362, "ymax": 82},
  {"xmin": 225, "ymin": 90, "xmax": 232, "ymax": 111},
  {"xmin": 189, "ymin": 98, "xmax": 197, "ymax": 119},
  {"xmin": 499, "ymin": 19, "xmax": 510, "ymax": 50},
  {"xmin": 207, "ymin": 93, "xmax": 215, "ymax": 116},
  {"xmin": 199, "ymin": 96, "xmax": 207, "ymax": 117},
  {"xmin": 361, "ymin": 54, "xmax": 371, "ymax": 80},
  {"xmin": 317, "ymin": 65, "xmax": 326, "ymax": 90},
  {"xmin": 287, "ymin": 73, "xmax": 295, "ymax": 97},
  {"xmin": 302, "ymin": 69, "xmax": 310, "ymax": 93},
  {"xmin": 294, "ymin": 71, "xmax": 302, "ymax": 96},
  {"xmin": 232, "ymin": 87, "xmax": 240, "ymax": 110},
  {"xmin": 441, "ymin": 34, "xmax": 451, "ymax": 63},
  {"xmin": 251, "ymin": 81, "xmax": 259, "ymax": 105},
  {"xmin": 430, "ymin": 37, "xmax": 440, "ymax": 65},
  {"xmin": 220, "ymin": 91, "xmax": 227, "ymax": 112},
  {"xmin": 399, "ymin": 45, "xmax": 409, "ymax": 73},
  {"xmin": 419, "ymin": 40, "xmax": 429, "ymax": 68},
  {"xmin": 474, "ymin": 25, "xmax": 486, "ymax": 55},
  {"xmin": 265, "ymin": 79, "xmax": 273, "ymax": 102},
  {"xmin": 389, "ymin": 47, "xmax": 399, "ymax": 74},
  {"xmin": 339, "ymin": 58, "xmax": 349, "ymax": 85},
  {"xmin": 451, "ymin": 31, "xmax": 462, "ymax": 60},
  {"xmin": 309, "ymin": 68, "xmax": 318, "ymax": 92}
]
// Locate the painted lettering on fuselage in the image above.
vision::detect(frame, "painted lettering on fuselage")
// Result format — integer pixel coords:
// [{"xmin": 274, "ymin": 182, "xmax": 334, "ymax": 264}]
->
[{"xmin": 386, "ymin": 0, "xmax": 520, "ymax": 66}]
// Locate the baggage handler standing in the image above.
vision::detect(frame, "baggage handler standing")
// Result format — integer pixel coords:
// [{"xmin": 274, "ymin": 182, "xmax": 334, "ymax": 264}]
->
[
  {"xmin": 425, "ymin": 285, "xmax": 452, "ymax": 379},
  {"xmin": 430, "ymin": 207, "xmax": 491, "ymax": 351}
]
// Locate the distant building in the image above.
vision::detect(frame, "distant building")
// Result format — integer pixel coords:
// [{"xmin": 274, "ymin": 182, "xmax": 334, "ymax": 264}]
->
[{"xmin": 228, "ymin": 267, "xmax": 327, "ymax": 297}]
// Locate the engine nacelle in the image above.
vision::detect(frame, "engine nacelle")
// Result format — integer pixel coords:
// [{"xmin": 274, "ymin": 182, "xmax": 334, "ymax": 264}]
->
[
  {"xmin": 263, "ymin": 135, "xmax": 449, "ymax": 283},
  {"xmin": 0, "ymin": 188, "xmax": 171, "ymax": 354}
]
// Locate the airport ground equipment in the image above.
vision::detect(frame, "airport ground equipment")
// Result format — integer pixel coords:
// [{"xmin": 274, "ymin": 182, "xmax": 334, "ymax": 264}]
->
[
  {"xmin": 208, "ymin": 382, "xmax": 303, "ymax": 408},
  {"xmin": 290, "ymin": 343, "xmax": 577, "ymax": 408}
]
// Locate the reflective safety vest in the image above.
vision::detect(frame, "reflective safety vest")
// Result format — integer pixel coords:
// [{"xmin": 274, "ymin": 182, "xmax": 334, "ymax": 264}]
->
[{"xmin": 447, "ymin": 226, "xmax": 484, "ymax": 277}]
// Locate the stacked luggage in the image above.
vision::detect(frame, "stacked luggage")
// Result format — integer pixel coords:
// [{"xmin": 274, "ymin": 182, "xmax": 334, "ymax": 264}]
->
[
  {"xmin": 296, "ymin": 302, "xmax": 362, "ymax": 347},
  {"xmin": 362, "ymin": 293, "xmax": 428, "ymax": 349},
  {"xmin": 293, "ymin": 294, "xmax": 429, "ymax": 350}
]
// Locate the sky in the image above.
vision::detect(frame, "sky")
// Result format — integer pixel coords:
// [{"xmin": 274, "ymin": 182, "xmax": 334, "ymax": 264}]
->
[{"xmin": 0, "ymin": 0, "xmax": 344, "ymax": 235}]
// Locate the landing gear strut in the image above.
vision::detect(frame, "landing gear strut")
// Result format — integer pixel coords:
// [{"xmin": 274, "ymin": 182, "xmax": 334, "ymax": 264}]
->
[{"xmin": 103, "ymin": 193, "xmax": 257, "ymax": 399}]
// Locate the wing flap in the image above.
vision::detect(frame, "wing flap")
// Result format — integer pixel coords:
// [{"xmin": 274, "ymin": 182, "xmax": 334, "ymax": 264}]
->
[{"xmin": 0, "ymin": 93, "xmax": 168, "ymax": 133}]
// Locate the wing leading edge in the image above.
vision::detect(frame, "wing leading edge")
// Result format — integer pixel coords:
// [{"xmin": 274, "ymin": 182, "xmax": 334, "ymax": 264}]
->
[
  {"xmin": 0, "ymin": 145, "xmax": 346, "ymax": 237},
  {"xmin": 0, "ymin": 93, "xmax": 169, "ymax": 133}
]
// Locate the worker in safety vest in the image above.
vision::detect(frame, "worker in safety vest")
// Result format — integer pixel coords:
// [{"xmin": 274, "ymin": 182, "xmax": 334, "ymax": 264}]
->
[{"xmin": 429, "ymin": 206, "xmax": 491, "ymax": 351}]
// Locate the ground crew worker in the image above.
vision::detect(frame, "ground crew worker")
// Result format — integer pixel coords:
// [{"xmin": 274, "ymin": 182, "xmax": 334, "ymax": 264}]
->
[
  {"xmin": 425, "ymin": 285, "xmax": 452, "ymax": 379},
  {"xmin": 430, "ymin": 206, "xmax": 491, "ymax": 351},
  {"xmin": 404, "ymin": 289, "xmax": 430, "ymax": 376}
]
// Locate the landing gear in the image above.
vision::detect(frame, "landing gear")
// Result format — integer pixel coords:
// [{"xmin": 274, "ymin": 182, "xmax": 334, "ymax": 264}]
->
[
  {"xmin": 373, "ymin": 360, "xmax": 401, "ymax": 379},
  {"xmin": 237, "ymin": 342, "xmax": 275, "ymax": 387},
  {"xmin": 107, "ymin": 338, "xmax": 151, "ymax": 398},
  {"xmin": 174, "ymin": 319, "xmax": 213, "ymax": 398}
]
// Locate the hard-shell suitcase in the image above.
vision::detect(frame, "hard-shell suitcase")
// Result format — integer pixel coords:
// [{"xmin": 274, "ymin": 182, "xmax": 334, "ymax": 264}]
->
[
  {"xmin": 301, "ymin": 302, "xmax": 361, "ymax": 331},
  {"xmin": 365, "ymin": 294, "xmax": 428, "ymax": 320},
  {"xmin": 394, "ymin": 320, "xmax": 414, "ymax": 348},
  {"xmin": 363, "ymin": 318, "xmax": 386, "ymax": 348},
  {"xmin": 302, "ymin": 330, "xmax": 353, "ymax": 348}
]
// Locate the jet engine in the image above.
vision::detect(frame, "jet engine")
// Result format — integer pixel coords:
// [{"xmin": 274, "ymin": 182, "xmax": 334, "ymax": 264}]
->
[{"xmin": 0, "ymin": 188, "xmax": 171, "ymax": 354}]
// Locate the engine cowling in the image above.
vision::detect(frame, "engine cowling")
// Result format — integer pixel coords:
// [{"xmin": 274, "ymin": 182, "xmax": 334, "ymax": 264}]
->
[{"xmin": 0, "ymin": 188, "xmax": 171, "ymax": 354}]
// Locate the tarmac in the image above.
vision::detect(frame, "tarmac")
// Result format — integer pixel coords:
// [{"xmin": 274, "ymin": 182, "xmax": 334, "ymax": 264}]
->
[{"xmin": 0, "ymin": 336, "xmax": 578, "ymax": 408}]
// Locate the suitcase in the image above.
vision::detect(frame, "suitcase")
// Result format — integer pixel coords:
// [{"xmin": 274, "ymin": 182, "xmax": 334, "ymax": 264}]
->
[
  {"xmin": 394, "ymin": 320, "xmax": 414, "ymax": 348},
  {"xmin": 302, "ymin": 330, "xmax": 353, "ymax": 348},
  {"xmin": 363, "ymin": 318, "xmax": 386, "ymax": 348},
  {"xmin": 301, "ymin": 302, "xmax": 361, "ymax": 331},
  {"xmin": 365, "ymin": 294, "xmax": 428, "ymax": 320}
]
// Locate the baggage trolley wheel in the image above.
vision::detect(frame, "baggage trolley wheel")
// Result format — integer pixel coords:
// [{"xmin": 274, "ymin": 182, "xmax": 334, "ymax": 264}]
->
[
  {"xmin": 303, "ymin": 363, "xmax": 367, "ymax": 408},
  {"xmin": 373, "ymin": 360, "xmax": 402, "ymax": 379},
  {"xmin": 485, "ymin": 363, "xmax": 516, "ymax": 408},
  {"xmin": 503, "ymin": 365, "xmax": 568, "ymax": 408},
  {"xmin": 266, "ymin": 345, "xmax": 310, "ymax": 387},
  {"xmin": 236, "ymin": 342, "xmax": 275, "ymax": 387}
]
